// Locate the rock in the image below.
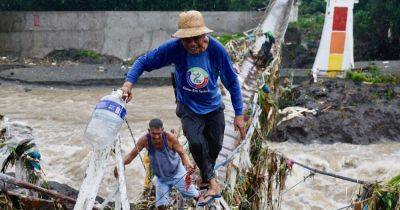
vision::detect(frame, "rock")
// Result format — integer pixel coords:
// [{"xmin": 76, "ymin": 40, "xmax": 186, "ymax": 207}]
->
[
  {"xmin": 309, "ymin": 86, "xmax": 327, "ymax": 98},
  {"xmin": 97, "ymin": 66, "xmax": 106, "ymax": 72},
  {"xmin": 393, "ymin": 86, "xmax": 400, "ymax": 96},
  {"xmin": 270, "ymin": 79, "xmax": 400, "ymax": 144}
]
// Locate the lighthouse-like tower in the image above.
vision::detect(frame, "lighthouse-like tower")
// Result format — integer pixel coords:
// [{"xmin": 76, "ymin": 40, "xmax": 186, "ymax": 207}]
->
[{"xmin": 312, "ymin": 0, "xmax": 358, "ymax": 78}]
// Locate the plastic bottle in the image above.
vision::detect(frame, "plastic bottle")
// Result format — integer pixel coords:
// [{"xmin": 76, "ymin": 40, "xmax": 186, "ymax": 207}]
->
[{"xmin": 84, "ymin": 89, "xmax": 126, "ymax": 148}]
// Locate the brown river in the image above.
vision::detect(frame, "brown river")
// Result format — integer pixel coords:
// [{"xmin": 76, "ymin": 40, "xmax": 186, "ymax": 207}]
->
[{"xmin": 1, "ymin": 83, "xmax": 399, "ymax": 209}]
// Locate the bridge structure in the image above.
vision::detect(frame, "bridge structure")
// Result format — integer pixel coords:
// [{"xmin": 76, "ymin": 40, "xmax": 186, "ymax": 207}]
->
[
  {"xmin": 214, "ymin": 0, "xmax": 359, "ymax": 208},
  {"xmin": 214, "ymin": 0, "xmax": 296, "ymax": 209},
  {"xmin": 65, "ymin": 0, "xmax": 360, "ymax": 208},
  {"xmin": 0, "ymin": 0, "xmax": 370, "ymax": 209},
  {"xmin": 73, "ymin": 0, "xmax": 360, "ymax": 208}
]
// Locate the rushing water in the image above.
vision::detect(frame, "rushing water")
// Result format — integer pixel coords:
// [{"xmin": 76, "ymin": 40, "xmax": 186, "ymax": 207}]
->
[
  {"xmin": 1, "ymin": 83, "xmax": 399, "ymax": 209},
  {"xmin": 0, "ymin": 83, "xmax": 179, "ymax": 203}
]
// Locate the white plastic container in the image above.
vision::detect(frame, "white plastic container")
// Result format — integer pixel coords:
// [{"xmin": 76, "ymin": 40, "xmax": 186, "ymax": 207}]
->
[{"xmin": 84, "ymin": 90, "xmax": 126, "ymax": 148}]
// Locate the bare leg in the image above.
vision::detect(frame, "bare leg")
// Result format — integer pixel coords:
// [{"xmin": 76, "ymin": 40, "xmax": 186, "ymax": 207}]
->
[{"xmin": 207, "ymin": 178, "xmax": 220, "ymax": 196}]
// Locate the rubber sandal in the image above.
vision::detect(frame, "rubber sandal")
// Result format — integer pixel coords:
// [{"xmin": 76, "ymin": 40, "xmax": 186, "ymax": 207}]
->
[{"xmin": 197, "ymin": 194, "xmax": 221, "ymax": 206}]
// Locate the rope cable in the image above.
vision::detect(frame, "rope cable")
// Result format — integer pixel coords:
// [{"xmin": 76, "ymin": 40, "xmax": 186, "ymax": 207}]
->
[{"xmin": 124, "ymin": 119, "xmax": 146, "ymax": 170}]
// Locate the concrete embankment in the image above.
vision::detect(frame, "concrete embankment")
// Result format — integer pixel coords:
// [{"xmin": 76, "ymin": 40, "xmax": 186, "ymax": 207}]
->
[{"xmin": 0, "ymin": 11, "xmax": 264, "ymax": 59}]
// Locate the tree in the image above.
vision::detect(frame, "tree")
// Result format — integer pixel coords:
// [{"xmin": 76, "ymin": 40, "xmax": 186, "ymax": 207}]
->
[{"xmin": 354, "ymin": 0, "xmax": 400, "ymax": 60}]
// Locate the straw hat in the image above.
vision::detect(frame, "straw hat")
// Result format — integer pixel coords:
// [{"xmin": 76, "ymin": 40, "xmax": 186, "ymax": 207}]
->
[{"xmin": 172, "ymin": 10, "xmax": 214, "ymax": 38}]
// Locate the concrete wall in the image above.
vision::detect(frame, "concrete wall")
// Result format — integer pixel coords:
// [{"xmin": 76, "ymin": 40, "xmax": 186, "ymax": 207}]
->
[{"xmin": 0, "ymin": 11, "xmax": 264, "ymax": 59}]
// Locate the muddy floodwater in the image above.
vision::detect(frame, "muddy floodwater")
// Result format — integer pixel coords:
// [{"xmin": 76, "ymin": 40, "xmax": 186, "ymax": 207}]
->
[{"xmin": 1, "ymin": 83, "xmax": 399, "ymax": 209}]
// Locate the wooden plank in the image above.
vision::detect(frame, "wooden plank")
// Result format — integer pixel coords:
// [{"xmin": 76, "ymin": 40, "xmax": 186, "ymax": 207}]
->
[
  {"xmin": 224, "ymin": 132, "xmax": 239, "ymax": 141},
  {"xmin": 220, "ymin": 147, "xmax": 233, "ymax": 156},
  {"xmin": 223, "ymin": 139, "xmax": 234, "ymax": 147}
]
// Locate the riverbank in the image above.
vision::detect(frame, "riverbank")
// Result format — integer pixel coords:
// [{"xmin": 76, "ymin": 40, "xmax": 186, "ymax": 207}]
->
[
  {"xmin": 271, "ymin": 78, "xmax": 400, "ymax": 144},
  {"xmin": 2, "ymin": 55, "xmax": 399, "ymax": 87}
]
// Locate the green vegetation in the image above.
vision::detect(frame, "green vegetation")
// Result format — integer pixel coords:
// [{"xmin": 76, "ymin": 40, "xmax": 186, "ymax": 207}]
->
[
  {"xmin": 290, "ymin": 14, "xmax": 324, "ymax": 39},
  {"xmin": 77, "ymin": 49, "xmax": 101, "ymax": 60},
  {"xmin": 283, "ymin": 1, "xmax": 325, "ymax": 68},
  {"xmin": 46, "ymin": 49, "xmax": 114, "ymax": 64},
  {"xmin": 278, "ymin": 87, "xmax": 295, "ymax": 109},
  {"xmin": 215, "ymin": 33, "xmax": 245, "ymax": 46},
  {"xmin": 298, "ymin": 0, "xmax": 325, "ymax": 15},
  {"xmin": 0, "ymin": 140, "xmax": 36, "ymax": 174},
  {"xmin": 346, "ymin": 65, "xmax": 400, "ymax": 84},
  {"xmin": 126, "ymin": 57, "xmax": 137, "ymax": 66},
  {"xmin": 0, "ymin": 0, "xmax": 267, "ymax": 11},
  {"xmin": 361, "ymin": 173, "xmax": 400, "ymax": 210},
  {"xmin": 354, "ymin": 0, "xmax": 400, "ymax": 60},
  {"xmin": 295, "ymin": 0, "xmax": 325, "ymax": 33}
]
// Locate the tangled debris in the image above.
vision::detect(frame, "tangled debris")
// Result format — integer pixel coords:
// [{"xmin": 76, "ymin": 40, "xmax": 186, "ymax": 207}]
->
[{"xmin": 357, "ymin": 173, "xmax": 400, "ymax": 210}]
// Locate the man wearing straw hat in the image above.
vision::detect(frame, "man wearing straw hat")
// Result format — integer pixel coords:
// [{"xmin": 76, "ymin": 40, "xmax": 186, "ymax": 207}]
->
[{"xmin": 120, "ymin": 10, "xmax": 245, "ymax": 205}]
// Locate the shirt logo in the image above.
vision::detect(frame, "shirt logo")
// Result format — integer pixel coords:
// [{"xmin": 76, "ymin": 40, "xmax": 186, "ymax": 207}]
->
[{"xmin": 186, "ymin": 67, "xmax": 209, "ymax": 89}]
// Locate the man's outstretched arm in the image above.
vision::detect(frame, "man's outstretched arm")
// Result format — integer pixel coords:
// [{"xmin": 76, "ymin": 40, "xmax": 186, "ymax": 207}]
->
[
  {"xmin": 121, "ymin": 40, "xmax": 177, "ymax": 102},
  {"xmin": 168, "ymin": 132, "xmax": 195, "ymax": 173},
  {"xmin": 219, "ymin": 47, "xmax": 246, "ymax": 140},
  {"xmin": 114, "ymin": 136, "xmax": 146, "ymax": 177}
]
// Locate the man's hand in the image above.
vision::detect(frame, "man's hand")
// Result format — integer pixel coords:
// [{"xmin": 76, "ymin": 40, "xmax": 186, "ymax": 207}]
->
[
  {"xmin": 113, "ymin": 165, "xmax": 126, "ymax": 178},
  {"xmin": 184, "ymin": 162, "xmax": 195, "ymax": 174},
  {"xmin": 120, "ymin": 81, "xmax": 133, "ymax": 103},
  {"xmin": 234, "ymin": 115, "xmax": 246, "ymax": 140},
  {"xmin": 113, "ymin": 166, "xmax": 119, "ymax": 178}
]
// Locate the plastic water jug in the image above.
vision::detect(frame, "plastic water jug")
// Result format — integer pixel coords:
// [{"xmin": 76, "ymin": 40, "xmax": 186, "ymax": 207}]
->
[{"xmin": 84, "ymin": 90, "xmax": 126, "ymax": 148}]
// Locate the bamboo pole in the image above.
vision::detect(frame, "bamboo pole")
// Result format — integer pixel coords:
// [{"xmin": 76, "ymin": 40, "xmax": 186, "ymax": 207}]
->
[
  {"xmin": 0, "ymin": 173, "xmax": 76, "ymax": 204},
  {"xmin": 7, "ymin": 191, "xmax": 56, "ymax": 208}
]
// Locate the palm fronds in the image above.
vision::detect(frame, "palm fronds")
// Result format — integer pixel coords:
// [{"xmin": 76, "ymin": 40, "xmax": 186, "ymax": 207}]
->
[
  {"xmin": 1, "ymin": 139, "xmax": 36, "ymax": 173},
  {"xmin": 388, "ymin": 174, "xmax": 400, "ymax": 187}
]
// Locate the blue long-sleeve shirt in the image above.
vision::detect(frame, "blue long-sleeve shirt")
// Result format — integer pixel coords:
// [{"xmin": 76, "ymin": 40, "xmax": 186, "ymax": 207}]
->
[{"xmin": 126, "ymin": 36, "xmax": 243, "ymax": 116}]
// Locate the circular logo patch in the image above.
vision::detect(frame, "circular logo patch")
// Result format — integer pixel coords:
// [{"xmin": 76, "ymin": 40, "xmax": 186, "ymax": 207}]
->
[{"xmin": 186, "ymin": 67, "xmax": 209, "ymax": 89}]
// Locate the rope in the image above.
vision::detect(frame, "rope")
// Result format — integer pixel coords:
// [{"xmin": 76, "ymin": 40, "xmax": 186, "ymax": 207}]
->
[
  {"xmin": 336, "ymin": 203, "xmax": 353, "ymax": 210},
  {"xmin": 279, "ymin": 172, "xmax": 315, "ymax": 197},
  {"xmin": 291, "ymin": 160, "xmax": 367, "ymax": 185},
  {"xmin": 213, "ymin": 131, "xmax": 248, "ymax": 170},
  {"xmin": 251, "ymin": 123, "xmax": 369, "ymax": 185},
  {"xmin": 269, "ymin": 172, "xmax": 315, "ymax": 208},
  {"xmin": 213, "ymin": 106, "xmax": 262, "ymax": 171},
  {"xmin": 124, "ymin": 119, "xmax": 146, "ymax": 170}
]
